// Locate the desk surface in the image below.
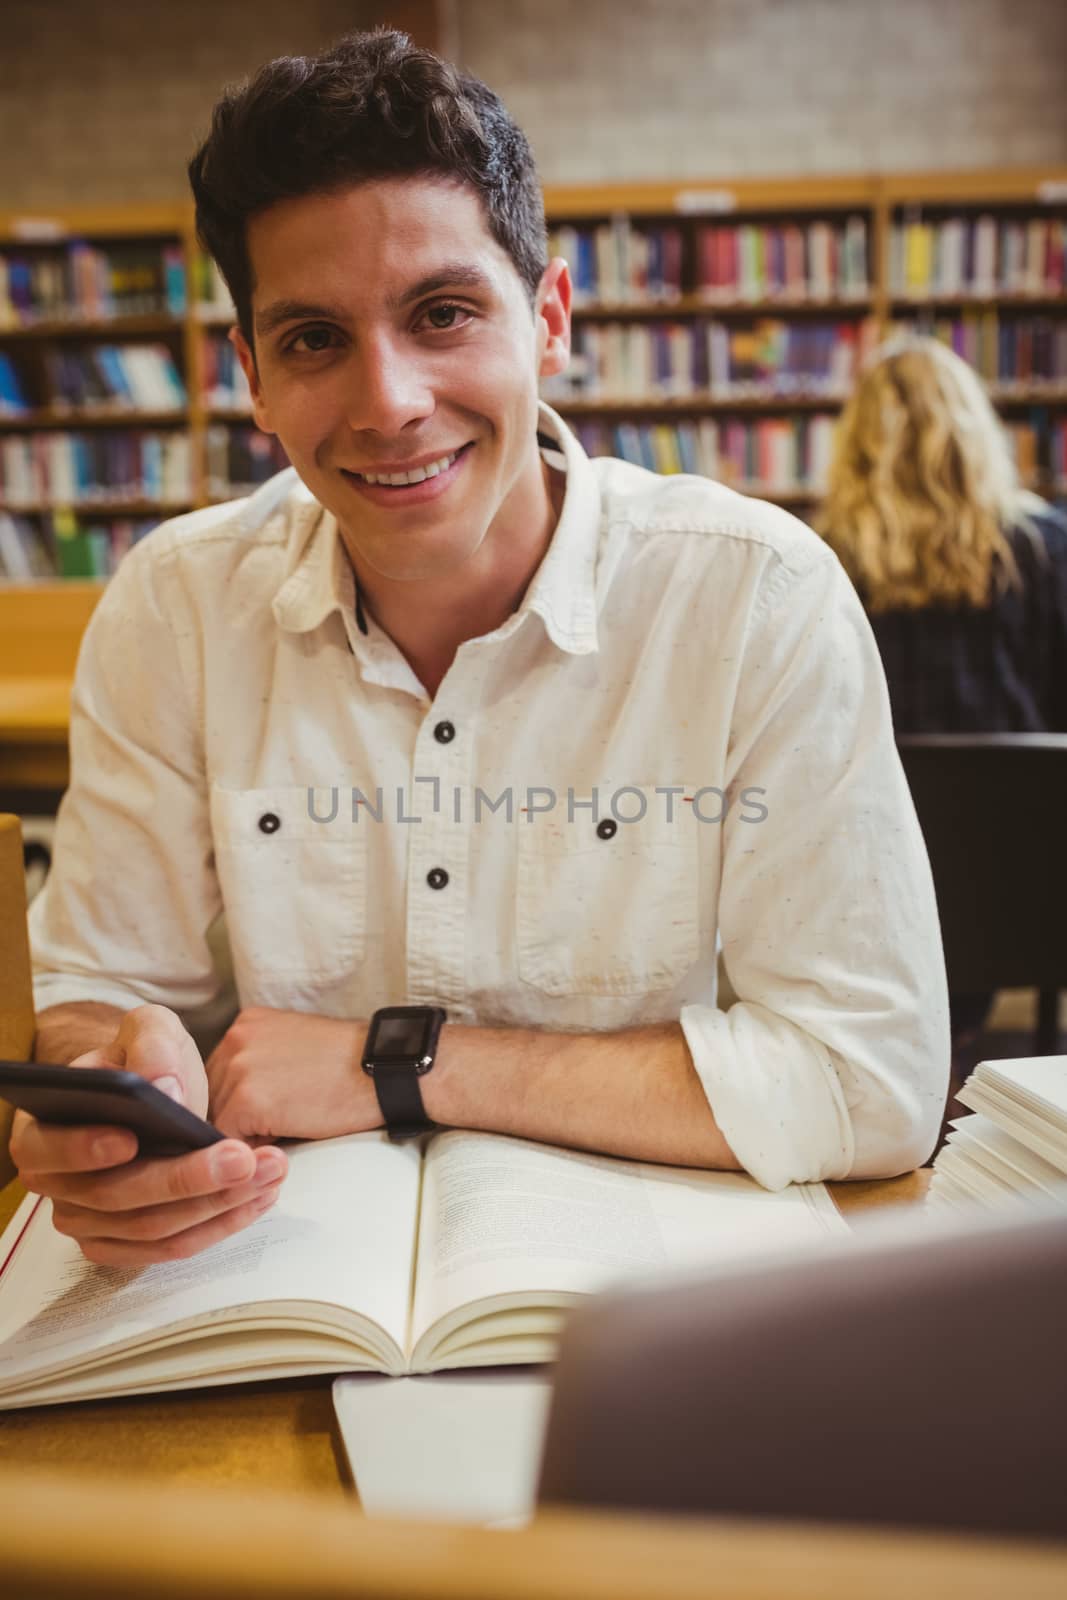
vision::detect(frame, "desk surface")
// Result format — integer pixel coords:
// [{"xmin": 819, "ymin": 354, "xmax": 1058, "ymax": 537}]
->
[
  {"xmin": 0, "ymin": 1170, "xmax": 929, "ymax": 1496},
  {"xmin": 0, "ymin": 675, "xmax": 72, "ymax": 738},
  {"xmin": 0, "ymin": 675, "xmax": 74, "ymax": 791}
]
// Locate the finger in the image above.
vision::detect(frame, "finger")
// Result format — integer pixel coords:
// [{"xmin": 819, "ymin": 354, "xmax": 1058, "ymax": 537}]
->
[
  {"xmin": 74, "ymin": 1189, "xmax": 282, "ymax": 1268},
  {"xmin": 40, "ymin": 1143, "xmax": 286, "ymax": 1212},
  {"xmin": 53, "ymin": 1176, "xmax": 284, "ymax": 1244},
  {"xmin": 69, "ymin": 1047, "xmax": 127, "ymax": 1069},
  {"xmin": 14, "ymin": 1118, "xmax": 139, "ymax": 1179},
  {"xmin": 119, "ymin": 1007, "xmax": 209, "ymax": 1116}
]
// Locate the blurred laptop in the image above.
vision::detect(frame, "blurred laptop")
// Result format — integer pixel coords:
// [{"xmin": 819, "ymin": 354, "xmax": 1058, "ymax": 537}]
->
[{"xmin": 537, "ymin": 1205, "xmax": 1067, "ymax": 1540}]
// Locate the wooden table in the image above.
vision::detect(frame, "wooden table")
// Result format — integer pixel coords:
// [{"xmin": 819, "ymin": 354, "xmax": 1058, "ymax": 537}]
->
[
  {"xmin": 0, "ymin": 580, "xmax": 100, "ymax": 797},
  {"xmin": 0, "ymin": 674, "xmax": 74, "ymax": 791},
  {"xmin": 0, "ymin": 1171, "xmax": 929, "ymax": 1495},
  {"xmin": 4, "ymin": 1169, "xmax": 1064, "ymax": 1600}
]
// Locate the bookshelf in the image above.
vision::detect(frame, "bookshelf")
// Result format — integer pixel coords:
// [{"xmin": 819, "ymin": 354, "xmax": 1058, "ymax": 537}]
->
[
  {"xmin": 0, "ymin": 204, "xmax": 285, "ymax": 582},
  {"xmin": 1, "ymin": 168, "xmax": 1066, "ymax": 591},
  {"xmin": 541, "ymin": 169, "xmax": 1067, "ymax": 509}
]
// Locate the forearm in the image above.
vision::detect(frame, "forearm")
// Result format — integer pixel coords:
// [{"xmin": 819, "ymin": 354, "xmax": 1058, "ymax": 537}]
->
[
  {"xmin": 425, "ymin": 1021, "xmax": 740, "ymax": 1171},
  {"xmin": 34, "ymin": 1002, "xmax": 126, "ymax": 1064}
]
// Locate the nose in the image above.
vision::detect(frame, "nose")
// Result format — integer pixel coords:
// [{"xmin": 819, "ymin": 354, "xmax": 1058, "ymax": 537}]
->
[{"xmin": 344, "ymin": 331, "xmax": 435, "ymax": 436}]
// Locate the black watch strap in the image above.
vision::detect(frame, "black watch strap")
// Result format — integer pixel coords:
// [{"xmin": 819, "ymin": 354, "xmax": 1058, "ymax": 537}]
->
[
  {"xmin": 370, "ymin": 1061, "xmax": 433, "ymax": 1141},
  {"xmin": 362, "ymin": 1006, "xmax": 446, "ymax": 1142}
]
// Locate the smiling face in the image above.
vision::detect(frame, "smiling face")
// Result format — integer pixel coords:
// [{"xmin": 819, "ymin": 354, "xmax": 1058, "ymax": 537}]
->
[{"xmin": 233, "ymin": 177, "xmax": 570, "ymax": 590}]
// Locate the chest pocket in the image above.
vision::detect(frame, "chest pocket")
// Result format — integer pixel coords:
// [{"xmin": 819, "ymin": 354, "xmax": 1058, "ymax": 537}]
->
[
  {"xmin": 516, "ymin": 804, "xmax": 700, "ymax": 997},
  {"xmin": 210, "ymin": 786, "xmax": 365, "ymax": 983}
]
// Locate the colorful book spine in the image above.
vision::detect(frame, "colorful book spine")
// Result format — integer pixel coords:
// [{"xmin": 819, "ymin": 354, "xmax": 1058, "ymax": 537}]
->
[
  {"xmin": 0, "ymin": 241, "xmax": 183, "ymax": 324},
  {"xmin": 890, "ymin": 215, "xmax": 1067, "ymax": 298},
  {"xmin": 695, "ymin": 217, "xmax": 868, "ymax": 302},
  {"xmin": 0, "ymin": 353, "xmax": 30, "ymax": 415},
  {"xmin": 544, "ymin": 317, "xmax": 875, "ymax": 402},
  {"xmin": 205, "ymin": 424, "xmax": 289, "ymax": 498},
  {"xmin": 194, "ymin": 255, "xmax": 237, "ymax": 320},
  {"xmin": 573, "ymin": 414, "xmax": 837, "ymax": 493},
  {"xmin": 889, "ymin": 313, "xmax": 1067, "ymax": 392},
  {"xmin": 547, "ymin": 221, "xmax": 685, "ymax": 304},
  {"xmin": 0, "ymin": 430, "xmax": 192, "ymax": 508},
  {"xmin": 202, "ymin": 334, "xmax": 252, "ymax": 409},
  {"xmin": 40, "ymin": 344, "xmax": 187, "ymax": 411},
  {"xmin": 0, "ymin": 508, "xmax": 159, "ymax": 581}
]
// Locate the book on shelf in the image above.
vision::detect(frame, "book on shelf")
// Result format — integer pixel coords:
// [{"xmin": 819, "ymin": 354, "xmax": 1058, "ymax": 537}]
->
[
  {"xmin": 202, "ymin": 331, "xmax": 252, "ymax": 410},
  {"xmin": 0, "ymin": 1128, "xmax": 844, "ymax": 1409},
  {"xmin": 0, "ymin": 353, "xmax": 30, "ymax": 415},
  {"xmin": 696, "ymin": 216, "xmax": 869, "ymax": 303},
  {"xmin": 0, "ymin": 429, "xmax": 191, "ymax": 509},
  {"xmin": 0, "ymin": 511, "xmax": 54, "ymax": 579},
  {"xmin": 929, "ymin": 1056, "xmax": 1067, "ymax": 1213},
  {"xmin": 0, "ymin": 241, "xmax": 186, "ymax": 327},
  {"xmin": 41, "ymin": 342, "xmax": 187, "ymax": 413},
  {"xmin": 547, "ymin": 214, "xmax": 869, "ymax": 306},
  {"xmin": 193, "ymin": 254, "xmax": 237, "ymax": 322},
  {"xmin": 544, "ymin": 316, "xmax": 875, "ymax": 404},
  {"xmin": 890, "ymin": 214, "xmax": 1067, "ymax": 300},
  {"xmin": 890, "ymin": 312, "xmax": 1067, "ymax": 394},
  {"xmin": 549, "ymin": 220, "xmax": 685, "ymax": 305},
  {"xmin": 205, "ymin": 422, "xmax": 288, "ymax": 497},
  {"xmin": 706, "ymin": 317, "xmax": 875, "ymax": 399},
  {"xmin": 0, "ymin": 509, "xmax": 157, "ymax": 582},
  {"xmin": 572, "ymin": 413, "xmax": 835, "ymax": 496}
]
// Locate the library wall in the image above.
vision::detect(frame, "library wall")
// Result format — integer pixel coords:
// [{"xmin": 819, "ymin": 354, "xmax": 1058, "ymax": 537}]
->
[
  {"xmin": 2, "ymin": 0, "xmax": 1066, "ymax": 208},
  {"xmin": 457, "ymin": 0, "xmax": 1067, "ymax": 182},
  {"xmin": 0, "ymin": 0, "xmax": 374, "ymax": 209}
]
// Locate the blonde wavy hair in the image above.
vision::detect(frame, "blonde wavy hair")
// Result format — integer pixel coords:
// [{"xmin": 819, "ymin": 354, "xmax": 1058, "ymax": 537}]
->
[{"xmin": 816, "ymin": 337, "xmax": 1030, "ymax": 612}]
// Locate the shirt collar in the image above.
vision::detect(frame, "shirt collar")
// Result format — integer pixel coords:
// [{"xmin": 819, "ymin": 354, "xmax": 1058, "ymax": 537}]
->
[
  {"xmin": 515, "ymin": 402, "xmax": 601, "ymax": 656},
  {"xmin": 272, "ymin": 401, "xmax": 601, "ymax": 656}
]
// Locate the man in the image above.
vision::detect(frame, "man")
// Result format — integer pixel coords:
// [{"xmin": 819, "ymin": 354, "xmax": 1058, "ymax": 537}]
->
[{"xmin": 14, "ymin": 31, "xmax": 948, "ymax": 1266}]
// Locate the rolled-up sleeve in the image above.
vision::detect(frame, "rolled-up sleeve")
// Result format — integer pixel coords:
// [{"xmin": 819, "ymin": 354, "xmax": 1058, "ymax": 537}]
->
[
  {"xmin": 30, "ymin": 537, "xmax": 222, "ymax": 1017},
  {"xmin": 682, "ymin": 543, "xmax": 950, "ymax": 1189}
]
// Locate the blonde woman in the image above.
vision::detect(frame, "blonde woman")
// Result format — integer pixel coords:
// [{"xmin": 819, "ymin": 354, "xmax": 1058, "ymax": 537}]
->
[{"xmin": 817, "ymin": 336, "xmax": 1067, "ymax": 734}]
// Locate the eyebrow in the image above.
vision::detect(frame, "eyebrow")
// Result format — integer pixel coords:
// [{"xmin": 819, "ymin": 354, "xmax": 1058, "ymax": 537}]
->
[{"xmin": 254, "ymin": 263, "xmax": 496, "ymax": 339}]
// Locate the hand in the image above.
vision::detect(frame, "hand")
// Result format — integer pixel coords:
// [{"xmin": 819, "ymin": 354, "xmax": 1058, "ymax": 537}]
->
[
  {"xmin": 205, "ymin": 1006, "xmax": 381, "ymax": 1142},
  {"xmin": 11, "ymin": 1004, "xmax": 288, "ymax": 1266}
]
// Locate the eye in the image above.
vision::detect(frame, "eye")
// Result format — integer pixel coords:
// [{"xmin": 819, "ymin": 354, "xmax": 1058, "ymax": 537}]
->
[
  {"xmin": 285, "ymin": 325, "xmax": 339, "ymax": 355},
  {"xmin": 421, "ymin": 302, "xmax": 472, "ymax": 332}
]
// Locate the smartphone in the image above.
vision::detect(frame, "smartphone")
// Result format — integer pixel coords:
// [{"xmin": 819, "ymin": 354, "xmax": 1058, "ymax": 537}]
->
[{"xmin": 0, "ymin": 1061, "xmax": 225, "ymax": 1158}]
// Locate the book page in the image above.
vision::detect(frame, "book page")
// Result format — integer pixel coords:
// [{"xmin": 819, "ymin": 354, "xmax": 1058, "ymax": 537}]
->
[
  {"xmin": 948, "ymin": 1115, "xmax": 1067, "ymax": 1195},
  {"xmin": 0, "ymin": 1131, "xmax": 421, "ymax": 1400},
  {"xmin": 409, "ymin": 1131, "xmax": 844, "ymax": 1359},
  {"xmin": 975, "ymin": 1057, "xmax": 1067, "ymax": 1131},
  {"xmin": 958, "ymin": 1081, "xmax": 1067, "ymax": 1174}
]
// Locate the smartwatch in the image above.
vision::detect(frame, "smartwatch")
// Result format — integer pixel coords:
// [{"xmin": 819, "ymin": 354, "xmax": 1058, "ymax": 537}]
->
[{"xmin": 362, "ymin": 1005, "xmax": 447, "ymax": 1140}]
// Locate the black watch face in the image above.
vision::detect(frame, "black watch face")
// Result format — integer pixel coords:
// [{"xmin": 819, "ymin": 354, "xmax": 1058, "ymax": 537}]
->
[{"xmin": 369, "ymin": 1012, "xmax": 433, "ymax": 1058}]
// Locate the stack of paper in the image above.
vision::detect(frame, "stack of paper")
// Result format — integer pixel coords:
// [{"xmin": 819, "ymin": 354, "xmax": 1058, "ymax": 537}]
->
[{"xmin": 930, "ymin": 1057, "xmax": 1067, "ymax": 1212}]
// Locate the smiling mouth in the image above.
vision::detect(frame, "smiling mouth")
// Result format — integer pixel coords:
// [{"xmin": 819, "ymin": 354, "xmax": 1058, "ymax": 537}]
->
[{"xmin": 343, "ymin": 442, "xmax": 474, "ymax": 488}]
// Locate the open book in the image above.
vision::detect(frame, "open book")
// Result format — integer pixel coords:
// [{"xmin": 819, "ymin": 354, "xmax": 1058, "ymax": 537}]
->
[{"xmin": 0, "ymin": 1129, "xmax": 844, "ymax": 1410}]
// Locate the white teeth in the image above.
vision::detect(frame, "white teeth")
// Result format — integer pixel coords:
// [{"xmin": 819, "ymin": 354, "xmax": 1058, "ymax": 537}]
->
[{"xmin": 358, "ymin": 449, "xmax": 459, "ymax": 487}]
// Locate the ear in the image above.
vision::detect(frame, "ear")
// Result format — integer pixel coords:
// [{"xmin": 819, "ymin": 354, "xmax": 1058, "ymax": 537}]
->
[
  {"xmin": 535, "ymin": 257, "xmax": 572, "ymax": 381},
  {"xmin": 230, "ymin": 327, "xmax": 276, "ymax": 436}
]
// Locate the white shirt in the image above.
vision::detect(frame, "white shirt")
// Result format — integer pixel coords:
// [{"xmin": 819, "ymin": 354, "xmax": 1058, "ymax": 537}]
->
[{"xmin": 31, "ymin": 404, "xmax": 949, "ymax": 1189}]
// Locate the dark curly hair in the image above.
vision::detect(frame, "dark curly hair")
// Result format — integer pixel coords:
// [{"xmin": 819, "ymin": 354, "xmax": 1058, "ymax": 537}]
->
[{"xmin": 188, "ymin": 29, "xmax": 548, "ymax": 350}]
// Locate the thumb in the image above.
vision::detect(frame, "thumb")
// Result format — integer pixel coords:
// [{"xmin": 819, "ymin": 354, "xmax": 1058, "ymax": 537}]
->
[
  {"xmin": 70, "ymin": 1041, "xmax": 188, "ymax": 1107},
  {"xmin": 118, "ymin": 1007, "xmax": 209, "ymax": 1119},
  {"xmin": 69, "ymin": 1046, "xmax": 127, "ymax": 1069},
  {"xmin": 151, "ymin": 1074, "xmax": 185, "ymax": 1105}
]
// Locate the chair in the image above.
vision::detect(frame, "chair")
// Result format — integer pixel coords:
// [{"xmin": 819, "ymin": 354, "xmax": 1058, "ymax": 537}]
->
[
  {"xmin": 0, "ymin": 813, "xmax": 33, "ymax": 1187},
  {"xmin": 896, "ymin": 734, "xmax": 1067, "ymax": 1054},
  {"xmin": 538, "ymin": 1207, "xmax": 1067, "ymax": 1541}
]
